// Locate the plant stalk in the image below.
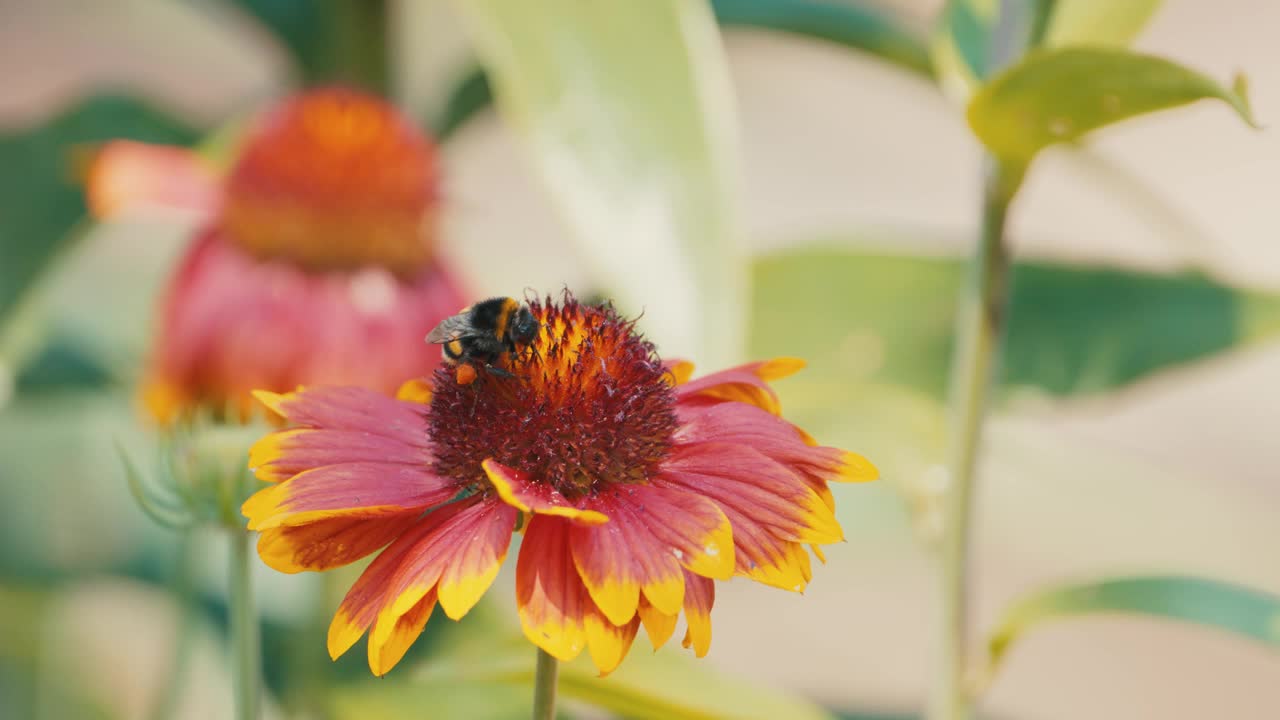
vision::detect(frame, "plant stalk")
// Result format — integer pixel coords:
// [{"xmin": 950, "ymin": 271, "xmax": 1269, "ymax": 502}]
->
[
  {"xmin": 929, "ymin": 157, "xmax": 1018, "ymax": 720},
  {"xmin": 531, "ymin": 648, "xmax": 560, "ymax": 720},
  {"xmin": 148, "ymin": 530, "xmax": 198, "ymax": 720},
  {"xmin": 230, "ymin": 529, "xmax": 260, "ymax": 720}
]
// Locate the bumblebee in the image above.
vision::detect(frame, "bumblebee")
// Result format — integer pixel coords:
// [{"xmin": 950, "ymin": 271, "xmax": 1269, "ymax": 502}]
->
[{"xmin": 426, "ymin": 296, "xmax": 539, "ymax": 385}]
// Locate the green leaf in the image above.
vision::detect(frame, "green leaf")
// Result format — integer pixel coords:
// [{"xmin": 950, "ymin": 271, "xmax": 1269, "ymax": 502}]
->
[
  {"xmin": 930, "ymin": 0, "xmax": 1040, "ymax": 101},
  {"xmin": 0, "ymin": 95, "xmax": 198, "ymax": 379},
  {"xmin": 711, "ymin": 0, "xmax": 933, "ymax": 76},
  {"xmin": 986, "ymin": 576, "xmax": 1280, "ymax": 679},
  {"xmin": 968, "ymin": 47, "xmax": 1256, "ymax": 168},
  {"xmin": 751, "ymin": 247, "xmax": 1280, "ymax": 399},
  {"xmin": 419, "ymin": 635, "xmax": 836, "ymax": 720},
  {"xmin": 452, "ymin": 0, "xmax": 745, "ymax": 367},
  {"xmin": 1043, "ymin": 0, "xmax": 1162, "ymax": 47},
  {"xmin": 432, "ymin": 0, "xmax": 931, "ymax": 141}
]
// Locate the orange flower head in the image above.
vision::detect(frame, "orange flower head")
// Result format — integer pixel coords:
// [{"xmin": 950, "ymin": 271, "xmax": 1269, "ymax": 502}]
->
[
  {"xmin": 96, "ymin": 88, "xmax": 468, "ymax": 425},
  {"xmin": 243, "ymin": 292, "xmax": 878, "ymax": 676},
  {"xmin": 222, "ymin": 87, "xmax": 438, "ymax": 275}
]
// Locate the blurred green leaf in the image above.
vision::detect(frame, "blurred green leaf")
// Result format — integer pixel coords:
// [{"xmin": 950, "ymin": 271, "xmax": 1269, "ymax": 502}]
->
[
  {"xmin": 968, "ymin": 47, "xmax": 1256, "ymax": 169},
  {"xmin": 0, "ymin": 95, "xmax": 197, "ymax": 324},
  {"xmin": 332, "ymin": 678, "xmax": 546, "ymax": 720},
  {"xmin": 1043, "ymin": 0, "xmax": 1162, "ymax": 47},
  {"xmin": 986, "ymin": 576, "xmax": 1280, "ymax": 679},
  {"xmin": 931, "ymin": 0, "xmax": 1043, "ymax": 101},
  {"xmin": 711, "ymin": 0, "xmax": 932, "ymax": 75},
  {"xmin": 752, "ymin": 248, "xmax": 1280, "ymax": 399},
  {"xmin": 453, "ymin": 0, "xmax": 745, "ymax": 366},
  {"xmin": 433, "ymin": 0, "xmax": 931, "ymax": 141},
  {"xmin": 420, "ymin": 634, "xmax": 836, "ymax": 720}
]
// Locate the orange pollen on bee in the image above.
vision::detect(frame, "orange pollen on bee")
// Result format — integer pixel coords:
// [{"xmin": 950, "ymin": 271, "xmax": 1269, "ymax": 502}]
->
[
  {"xmin": 427, "ymin": 294, "xmax": 678, "ymax": 499},
  {"xmin": 219, "ymin": 87, "xmax": 439, "ymax": 275}
]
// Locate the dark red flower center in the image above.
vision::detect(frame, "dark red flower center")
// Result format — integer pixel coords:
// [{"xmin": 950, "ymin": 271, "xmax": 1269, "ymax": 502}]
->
[
  {"xmin": 220, "ymin": 87, "xmax": 438, "ymax": 276},
  {"xmin": 428, "ymin": 295, "xmax": 678, "ymax": 499}
]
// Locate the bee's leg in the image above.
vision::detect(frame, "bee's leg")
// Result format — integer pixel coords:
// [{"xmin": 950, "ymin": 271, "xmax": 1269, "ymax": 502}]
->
[{"xmin": 486, "ymin": 364, "xmax": 515, "ymax": 379}]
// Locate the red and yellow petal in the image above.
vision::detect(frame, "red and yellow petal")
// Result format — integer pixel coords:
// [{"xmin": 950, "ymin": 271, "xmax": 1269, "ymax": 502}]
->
[
  {"xmin": 368, "ymin": 588, "xmax": 437, "ymax": 677},
  {"xmin": 255, "ymin": 512, "xmax": 420, "ymax": 573},
  {"xmin": 662, "ymin": 359, "xmax": 695, "ymax": 386},
  {"xmin": 516, "ymin": 516, "xmax": 590, "ymax": 661},
  {"xmin": 674, "ymin": 358, "xmax": 805, "ymax": 415},
  {"xmin": 584, "ymin": 607, "xmax": 640, "ymax": 677},
  {"xmin": 328, "ymin": 517, "xmax": 446, "ymax": 660},
  {"xmin": 567, "ymin": 484, "xmax": 733, "ymax": 625},
  {"xmin": 483, "ymin": 459, "xmax": 609, "ymax": 525},
  {"xmin": 249, "ymin": 427, "xmax": 429, "ymax": 482},
  {"xmin": 375, "ymin": 497, "xmax": 517, "ymax": 624},
  {"xmin": 681, "ymin": 570, "xmax": 715, "ymax": 657},
  {"xmin": 253, "ymin": 386, "xmax": 428, "ymax": 448},
  {"xmin": 661, "ymin": 443, "xmax": 843, "ymax": 546},
  {"xmin": 241, "ymin": 462, "xmax": 455, "ymax": 531}
]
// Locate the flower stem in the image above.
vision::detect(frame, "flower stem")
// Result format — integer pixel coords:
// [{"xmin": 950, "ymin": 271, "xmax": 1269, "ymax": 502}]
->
[
  {"xmin": 229, "ymin": 529, "xmax": 260, "ymax": 720},
  {"xmin": 148, "ymin": 530, "xmax": 198, "ymax": 720},
  {"xmin": 929, "ymin": 157, "xmax": 1019, "ymax": 720},
  {"xmin": 531, "ymin": 648, "xmax": 560, "ymax": 720}
]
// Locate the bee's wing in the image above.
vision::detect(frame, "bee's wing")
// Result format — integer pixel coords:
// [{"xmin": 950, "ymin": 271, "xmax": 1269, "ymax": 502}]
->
[{"xmin": 426, "ymin": 315, "xmax": 476, "ymax": 344}]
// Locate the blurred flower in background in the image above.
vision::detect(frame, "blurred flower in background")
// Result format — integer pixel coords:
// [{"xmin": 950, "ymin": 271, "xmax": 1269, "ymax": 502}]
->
[
  {"xmin": 243, "ymin": 293, "xmax": 876, "ymax": 676},
  {"xmin": 89, "ymin": 87, "xmax": 467, "ymax": 425}
]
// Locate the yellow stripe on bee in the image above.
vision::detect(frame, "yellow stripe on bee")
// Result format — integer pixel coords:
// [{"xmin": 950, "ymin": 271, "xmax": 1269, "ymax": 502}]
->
[{"xmin": 494, "ymin": 297, "xmax": 519, "ymax": 340}]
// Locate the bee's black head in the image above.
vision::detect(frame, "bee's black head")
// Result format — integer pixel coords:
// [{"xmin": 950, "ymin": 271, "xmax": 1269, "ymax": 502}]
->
[{"xmin": 509, "ymin": 306, "xmax": 539, "ymax": 344}]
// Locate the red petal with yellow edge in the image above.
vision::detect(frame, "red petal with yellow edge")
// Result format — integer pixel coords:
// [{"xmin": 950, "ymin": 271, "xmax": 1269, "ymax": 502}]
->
[
  {"xmin": 372, "ymin": 496, "xmax": 515, "ymax": 624},
  {"xmin": 482, "ymin": 459, "xmax": 609, "ymax": 525},
  {"xmin": 256, "ymin": 512, "xmax": 420, "ymax": 573},
  {"xmin": 673, "ymin": 358, "xmax": 805, "ymax": 415},
  {"xmin": 86, "ymin": 141, "xmax": 219, "ymax": 220},
  {"xmin": 636, "ymin": 596, "xmax": 678, "ymax": 650},
  {"xmin": 242, "ymin": 462, "xmax": 454, "ymax": 531},
  {"xmin": 434, "ymin": 501, "xmax": 519, "ymax": 619},
  {"xmin": 249, "ymin": 428, "xmax": 429, "ymax": 482},
  {"xmin": 660, "ymin": 443, "xmax": 843, "ymax": 545},
  {"xmin": 328, "ymin": 514, "xmax": 448, "ymax": 660},
  {"xmin": 585, "ymin": 607, "xmax": 640, "ymax": 676},
  {"xmin": 681, "ymin": 570, "xmax": 715, "ymax": 657},
  {"xmin": 516, "ymin": 516, "xmax": 589, "ymax": 662},
  {"xmin": 253, "ymin": 386, "xmax": 428, "ymax": 448},
  {"xmin": 367, "ymin": 587, "xmax": 437, "ymax": 676},
  {"xmin": 567, "ymin": 484, "xmax": 733, "ymax": 624},
  {"xmin": 677, "ymin": 401, "xmax": 877, "ymax": 484}
]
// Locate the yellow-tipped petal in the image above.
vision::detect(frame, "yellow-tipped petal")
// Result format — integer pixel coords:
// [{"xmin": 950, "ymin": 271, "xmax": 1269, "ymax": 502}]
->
[
  {"xmin": 756, "ymin": 357, "xmax": 806, "ymax": 381},
  {"xmin": 681, "ymin": 612, "xmax": 713, "ymax": 658},
  {"xmin": 483, "ymin": 459, "xmax": 609, "ymax": 525},
  {"xmin": 665, "ymin": 360, "xmax": 695, "ymax": 385},
  {"xmin": 437, "ymin": 561, "xmax": 503, "ymax": 620},
  {"xmin": 637, "ymin": 603, "xmax": 678, "ymax": 650},
  {"xmin": 640, "ymin": 574, "xmax": 685, "ymax": 617},
  {"xmin": 368, "ymin": 591, "xmax": 436, "ymax": 676},
  {"xmin": 580, "ymin": 576, "xmax": 641, "ymax": 627},
  {"xmin": 679, "ymin": 515, "xmax": 735, "ymax": 581},
  {"xmin": 836, "ymin": 451, "xmax": 879, "ymax": 482},
  {"xmin": 585, "ymin": 612, "xmax": 639, "ymax": 677},
  {"xmin": 327, "ymin": 608, "xmax": 365, "ymax": 661}
]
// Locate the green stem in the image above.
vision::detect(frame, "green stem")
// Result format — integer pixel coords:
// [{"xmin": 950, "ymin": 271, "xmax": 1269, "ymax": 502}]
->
[
  {"xmin": 531, "ymin": 648, "xmax": 559, "ymax": 720},
  {"xmin": 230, "ymin": 529, "xmax": 260, "ymax": 720},
  {"xmin": 320, "ymin": 0, "xmax": 391, "ymax": 95},
  {"xmin": 148, "ymin": 530, "xmax": 198, "ymax": 720},
  {"xmin": 929, "ymin": 157, "xmax": 1019, "ymax": 720}
]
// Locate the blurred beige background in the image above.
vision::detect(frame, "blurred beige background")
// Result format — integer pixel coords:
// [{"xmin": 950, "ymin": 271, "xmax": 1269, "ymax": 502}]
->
[{"xmin": 3, "ymin": 1, "xmax": 1278, "ymax": 718}]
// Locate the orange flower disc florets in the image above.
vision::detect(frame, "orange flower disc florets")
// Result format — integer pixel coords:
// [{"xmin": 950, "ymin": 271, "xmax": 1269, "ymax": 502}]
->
[
  {"xmin": 428, "ymin": 296, "xmax": 678, "ymax": 498},
  {"xmin": 221, "ymin": 87, "xmax": 437, "ymax": 275}
]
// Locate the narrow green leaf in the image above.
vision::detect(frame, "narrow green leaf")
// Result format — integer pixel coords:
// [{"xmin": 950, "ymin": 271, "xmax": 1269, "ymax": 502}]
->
[
  {"xmin": 116, "ymin": 441, "xmax": 195, "ymax": 530},
  {"xmin": 968, "ymin": 47, "xmax": 1256, "ymax": 167},
  {"xmin": 987, "ymin": 576, "xmax": 1280, "ymax": 677},
  {"xmin": 1043, "ymin": 0, "xmax": 1162, "ymax": 47},
  {"xmin": 711, "ymin": 0, "xmax": 933, "ymax": 76},
  {"xmin": 752, "ymin": 247, "xmax": 1280, "ymax": 399},
  {"xmin": 452, "ymin": 0, "xmax": 745, "ymax": 366}
]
